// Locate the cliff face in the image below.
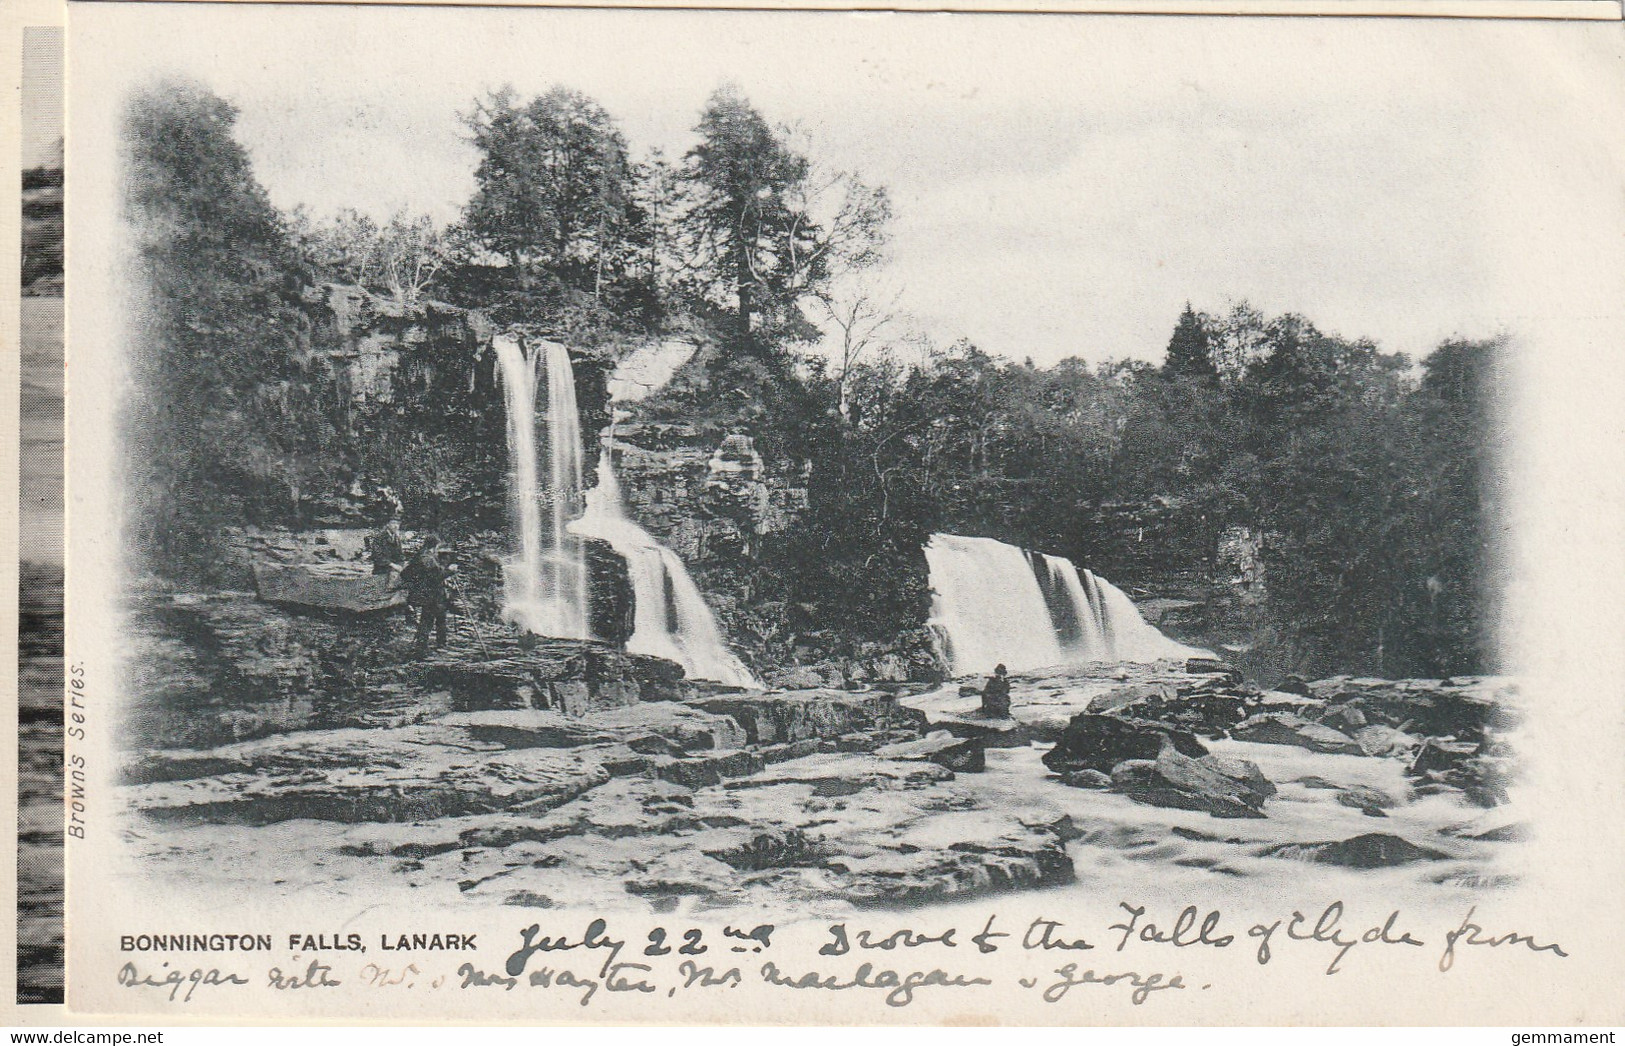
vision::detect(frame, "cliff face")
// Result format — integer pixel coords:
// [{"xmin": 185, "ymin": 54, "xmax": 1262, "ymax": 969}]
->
[
  {"xmin": 606, "ymin": 419, "xmax": 818, "ymax": 680},
  {"xmin": 288, "ymin": 302, "xmax": 1264, "ymax": 682},
  {"xmin": 610, "ymin": 425, "xmax": 805, "ymax": 568},
  {"xmin": 299, "ymin": 283, "xmax": 614, "ymax": 534},
  {"xmin": 1065, "ymin": 499, "xmax": 1273, "ymax": 671},
  {"xmin": 598, "ymin": 346, "xmax": 941, "ymax": 684}
]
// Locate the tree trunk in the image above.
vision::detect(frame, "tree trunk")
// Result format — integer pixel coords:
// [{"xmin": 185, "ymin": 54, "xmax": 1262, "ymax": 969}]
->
[{"xmin": 734, "ymin": 239, "xmax": 754, "ymax": 349}]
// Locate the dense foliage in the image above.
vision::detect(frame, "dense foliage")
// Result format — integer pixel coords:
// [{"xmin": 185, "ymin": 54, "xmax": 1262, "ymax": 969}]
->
[
  {"xmin": 777, "ymin": 313, "xmax": 1503, "ymax": 678},
  {"xmin": 122, "ymin": 80, "xmax": 339, "ymax": 576},
  {"xmin": 123, "ymin": 78, "xmax": 1501, "ymax": 676}
]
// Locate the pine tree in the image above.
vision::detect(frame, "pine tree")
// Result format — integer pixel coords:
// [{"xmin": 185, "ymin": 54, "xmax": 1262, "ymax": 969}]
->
[
  {"xmin": 1160, "ymin": 303, "xmax": 1217, "ymax": 380},
  {"xmin": 677, "ymin": 85, "xmax": 818, "ymax": 349}
]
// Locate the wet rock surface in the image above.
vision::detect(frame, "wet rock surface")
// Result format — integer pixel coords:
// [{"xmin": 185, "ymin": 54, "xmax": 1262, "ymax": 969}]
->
[
  {"xmin": 117, "ymin": 608, "xmax": 1524, "ymax": 910},
  {"xmin": 1261, "ymin": 832, "xmax": 1450, "ymax": 868},
  {"xmin": 1232, "ymin": 712, "xmax": 1365, "ymax": 755},
  {"xmin": 1110, "ymin": 746, "xmax": 1276, "ymax": 819},
  {"xmin": 1042, "ymin": 713, "xmax": 1208, "ymax": 776}
]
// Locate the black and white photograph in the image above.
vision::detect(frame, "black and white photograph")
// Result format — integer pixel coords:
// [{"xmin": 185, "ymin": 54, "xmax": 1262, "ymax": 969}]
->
[
  {"xmin": 56, "ymin": 2, "xmax": 1625, "ymax": 1024},
  {"xmin": 16, "ymin": 22, "xmax": 65, "ymax": 1008}
]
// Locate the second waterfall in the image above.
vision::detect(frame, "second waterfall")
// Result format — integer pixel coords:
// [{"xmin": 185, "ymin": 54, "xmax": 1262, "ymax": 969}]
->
[{"xmin": 572, "ymin": 456, "xmax": 760, "ymax": 689}]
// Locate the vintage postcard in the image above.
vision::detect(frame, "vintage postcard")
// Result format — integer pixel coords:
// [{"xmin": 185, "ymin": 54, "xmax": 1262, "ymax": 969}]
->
[{"xmin": 35, "ymin": 0, "xmax": 1625, "ymax": 1025}]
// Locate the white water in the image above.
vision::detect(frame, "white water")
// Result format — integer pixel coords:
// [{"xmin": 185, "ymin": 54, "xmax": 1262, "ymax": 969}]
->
[
  {"xmin": 573, "ymin": 457, "xmax": 760, "ymax": 688},
  {"xmin": 926, "ymin": 532, "xmax": 1207, "ymax": 676},
  {"xmin": 493, "ymin": 334, "xmax": 590, "ymax": 639}
]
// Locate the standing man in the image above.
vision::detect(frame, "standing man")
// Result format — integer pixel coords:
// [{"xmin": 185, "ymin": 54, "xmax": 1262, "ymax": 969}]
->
[
  {"xmin": 369, "ymin": 514, "xmax": 406, "ymax": 578},
  {"xmin": 399, "ymin": 533, "xmax": 451, "ymax": 658}
]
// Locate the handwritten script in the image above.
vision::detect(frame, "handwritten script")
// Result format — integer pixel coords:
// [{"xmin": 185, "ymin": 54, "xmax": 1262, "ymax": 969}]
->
[{"xmin": 107, "ymin": 902, "xmax": 1567, "ymax": 1010}]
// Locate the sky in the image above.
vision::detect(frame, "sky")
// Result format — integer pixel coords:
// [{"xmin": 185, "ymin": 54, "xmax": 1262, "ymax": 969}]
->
[
  {"xmin": 73, "ymin": 5, "xmax": 1558, "ymax": 368},
  {"xmin": 21, "ymin": 26, "xmax": 63, "ymax": 168}
]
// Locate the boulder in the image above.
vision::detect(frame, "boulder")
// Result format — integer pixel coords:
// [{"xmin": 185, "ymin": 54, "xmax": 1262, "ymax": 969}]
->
[
  {"xmin": 1185, "ymin": 658, "xmax": 1242, "ymax": 683},
  {"xmin": 1275, "ymin": 674, "xmax": 1311, "ymax": 697},
  {"xmin": 1058, "ymin": 768, "xmax": 1113, "ymax": 789},
  {"xmin": 1109, "ymin": 744, "xmax": 1274, "ymax": 818},
  {"xmin": 1408, "ymin": 736, "xmax": 1480, "ymax": 777},
  {"xmin": 1260, "ymin": 833, "xmax": 1449, "ymax": 869},
  {"xmin": 1408, "ymin": 738, "xmax": 1511, "ymax": 808},
  {"xmin": 690, "ymin": 689, "xmax": 927, "ymax": 746},
  {"xmin": 1317, "ymin": 703, "xmax": 1368, "ymax": 731},
  {"xmin": 1153, "ymin": 693, "xmax": 1250, "ymax": 738},
  {"xmin": 1442, "ymin": 813, "xmax": 1527, "ymax": 843},
  {"xmin": 1232, "ymin": 712, "xmax": 1364, "ymax": 756},
  {"xmin": 876, "ymin": 730, "xmax": 985, "ymax": 773},
  {"xmin": 1086, "ymin": 682, "xmax": 1170, "ymax": 715},
  {"xmin": 1353, "ymin": 724, "xmax": 1418, "ymax": 758},
  {"xmin": 1042, "ymin": 713, "xmax": 1207, "ymax": 777},
  {"xmin": 252, "ymin": 563, "xmax": 405, "ymax": 615},
  {"xmin": 1336, "ymin": 785, "xmax": 1397, "ymax": 816}
]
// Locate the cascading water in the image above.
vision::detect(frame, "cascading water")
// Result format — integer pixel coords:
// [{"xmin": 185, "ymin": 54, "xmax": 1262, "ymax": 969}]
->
[
  {"xmin": 572, "ymin": 456, "xmax": 760, "ymax": 689},
  {"xmin": 492, "ymin": 333, "xmax": 590, "ymax": 640},
  {"xmin": 925, "ymin": 532, "xmax": 1208, "ymax": 676}
]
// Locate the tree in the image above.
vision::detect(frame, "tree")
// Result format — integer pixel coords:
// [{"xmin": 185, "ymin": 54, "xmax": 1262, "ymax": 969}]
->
[
  {"xmin": 123, "ymin": 78, "xmax": 336, "ymax": 573},
  {"xmin": 1205, "ymin": 300, "xmax": 1271, "ymax": 382},
  {"xmin": 817, "ymin": 279, "xmax": 902, "ymax": 422},
  {"xmin": 788, "ymin": 157, "xmax": 893, "ymax": 285},
  {"xmin": 628, "ymin": 149, "xmax": 681, "ymax": 296},
  {"xmin": 677, "ymin": 85, "xmax": 817, "ymax": 347},
  {"xmin": 1161, "ymin": 303, "xmax": 1217, "ymax": 380},
  {"xmin": 462, "ymin": 86, "xmax": 638, "ymax": 306},
  {"xmin": 305, "ymin": 207, "xmax": 455, "ymax": 311}
]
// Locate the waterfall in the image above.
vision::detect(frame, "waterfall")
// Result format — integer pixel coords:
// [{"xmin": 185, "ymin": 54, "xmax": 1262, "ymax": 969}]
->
[
  {"xmin": 925, "ymin": 532, "xmax": 1207, "ymax": 676},
  {"xmin": 492, "ymin": 334, "xmax": 590, "ymax": 640},
  {"xmin": 572, "ymin": 456, "xmax": 760, "ymax": 689}
]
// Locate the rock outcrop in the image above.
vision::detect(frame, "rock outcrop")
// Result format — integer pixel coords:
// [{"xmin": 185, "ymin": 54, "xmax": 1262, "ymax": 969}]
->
[
  {"xmin": 1261, "ymin": 833, "xmax": 1450, "ymax": 868},
  {"xmin": 122, "ymin": 578, "xmax": 685, "ymax": 750},
  {"xmin": 1110, "ymin": 745, "xmax": 1275, "ymax": 819},
  {"xmin": 1041, "ymin": 714, "xmax": 1207, "ymax": 777}
]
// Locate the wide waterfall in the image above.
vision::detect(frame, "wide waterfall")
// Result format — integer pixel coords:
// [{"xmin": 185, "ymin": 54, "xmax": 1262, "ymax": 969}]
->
[
  {"xmin": 492, "ymin": 333, "xmax": 590, "ymax": 639},
  {"xmin": 572, "ymin": 456, "xmax": 760, "ymax": 689},
  {"xmin": 925, "ymin": 532, "xmax": 1207, "ymax": 676}
]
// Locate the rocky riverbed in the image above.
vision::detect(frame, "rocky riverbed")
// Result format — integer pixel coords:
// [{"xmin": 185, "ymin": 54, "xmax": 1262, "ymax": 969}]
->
[{"xmin": 115, "ymin": 591, "xmax": 1523, "ymax": 913}]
